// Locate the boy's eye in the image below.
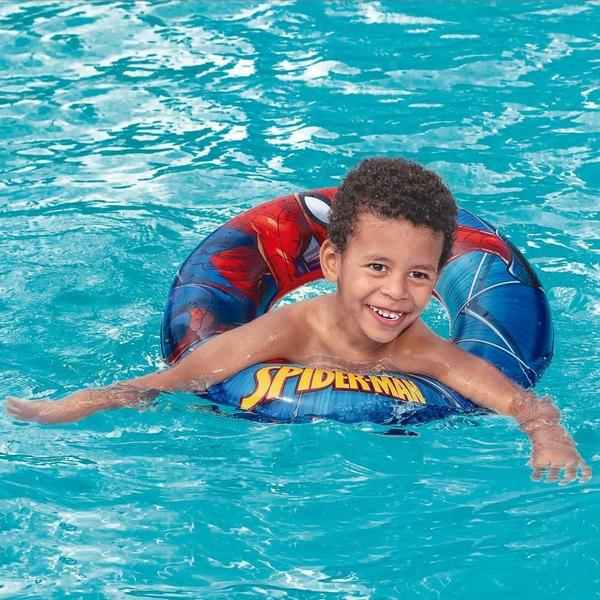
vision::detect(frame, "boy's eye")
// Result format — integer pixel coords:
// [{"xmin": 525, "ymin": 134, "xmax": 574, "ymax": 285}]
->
[
  {"xmin": 368, "ymin": 263, "xmax": 387, "ymax": 272},
  {"xmin": 409, "ymin": 271, "xmax": 429, "ymax": 280}
]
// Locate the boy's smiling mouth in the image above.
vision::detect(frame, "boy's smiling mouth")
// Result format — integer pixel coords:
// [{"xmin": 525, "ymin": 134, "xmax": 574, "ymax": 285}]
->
[{"xmin": 367, "ymin": 304, "xmax": 405, "ymax": 322}]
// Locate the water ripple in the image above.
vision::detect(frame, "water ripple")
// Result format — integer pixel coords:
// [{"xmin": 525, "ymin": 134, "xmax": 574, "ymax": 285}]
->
[{"xmin": 1, "ymin": 1, "xmax": 599, "ymax": 598}]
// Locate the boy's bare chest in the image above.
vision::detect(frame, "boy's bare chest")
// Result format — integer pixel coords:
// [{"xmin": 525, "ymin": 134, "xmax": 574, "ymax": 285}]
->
[
  {"xmin": 287, "ymin": 317, "xmax": 397, "ymax": 373},
  {"xmin": 282, "ymin": 297, "xmax": 432, "ymax": 374}
]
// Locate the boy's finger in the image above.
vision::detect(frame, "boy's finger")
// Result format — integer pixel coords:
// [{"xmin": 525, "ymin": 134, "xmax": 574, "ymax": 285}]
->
[
  {"xmin": 579, "ymin": 463, "xmax": 592, "ymax": 484},
  {"xmin": 530, "ymin": 467, "xmax": 543, "ymax": 481},
  {"xmin": 546, "ymin": 467, "xmax": 560, "ymax": 482},
  {"xmin": 560, "ymin": 462, "xmax": 578, "ymax": 486},
  {"xmin": 5, "ymin": 397, "xmax": 23, "ymax": 416}
]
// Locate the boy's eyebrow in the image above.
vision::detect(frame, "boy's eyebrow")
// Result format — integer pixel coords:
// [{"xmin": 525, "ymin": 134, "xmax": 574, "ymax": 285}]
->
[{"xmin": 409, "ymin": 263, "xmax": 438, "ymax": 272}]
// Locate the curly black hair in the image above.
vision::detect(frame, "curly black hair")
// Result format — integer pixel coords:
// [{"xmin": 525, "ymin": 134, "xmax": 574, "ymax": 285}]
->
[{"xmin": 328, "ymin": 157, "xmax": 457, "ymax": 268}]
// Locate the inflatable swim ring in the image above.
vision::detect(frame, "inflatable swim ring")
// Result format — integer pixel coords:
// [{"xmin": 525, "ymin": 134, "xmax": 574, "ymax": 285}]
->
[{"xmin": 160, "ymin": 188, "xmax": 553, "ymax": 425}]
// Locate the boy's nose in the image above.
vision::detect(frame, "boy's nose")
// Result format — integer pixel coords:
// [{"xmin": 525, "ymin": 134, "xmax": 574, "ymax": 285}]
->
[{"xmin": 381, "ymin": 278, "xmax": 407, "ymax": 300}]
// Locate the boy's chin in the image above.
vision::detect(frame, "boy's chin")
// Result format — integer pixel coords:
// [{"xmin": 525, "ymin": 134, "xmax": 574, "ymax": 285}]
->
[{"xmin": 362, "ymin": 322, "xmax": 410, "ymax": 345}]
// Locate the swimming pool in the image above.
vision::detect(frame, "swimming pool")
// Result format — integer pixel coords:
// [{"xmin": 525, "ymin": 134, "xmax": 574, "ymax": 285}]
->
[{"xmin": 1, "ymin": 1, "xmax": 598, "ymax": 597}]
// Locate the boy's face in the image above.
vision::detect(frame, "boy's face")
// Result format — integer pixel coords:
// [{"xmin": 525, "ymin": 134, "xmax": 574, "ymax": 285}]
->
[{"xmin": 320, "ymin": 212, "xmax": 443, "ymax": 348}]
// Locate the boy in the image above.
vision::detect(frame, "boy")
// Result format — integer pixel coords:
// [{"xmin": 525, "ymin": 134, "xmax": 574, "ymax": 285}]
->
[{"xmin": 5, "ymin": 158, "xmax": 591, "ymax": 485}]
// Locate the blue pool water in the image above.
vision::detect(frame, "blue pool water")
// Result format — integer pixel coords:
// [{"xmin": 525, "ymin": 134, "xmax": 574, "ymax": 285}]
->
[{"xmin": 1, "ymin": 1, "xmax": 598, "ymax": 597}]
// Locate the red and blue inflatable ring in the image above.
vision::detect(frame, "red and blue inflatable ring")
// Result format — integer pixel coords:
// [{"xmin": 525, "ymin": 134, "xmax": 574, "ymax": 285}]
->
[{"xmin": 160, "ymin": 188, "xmax": 553, "ymax": 425}]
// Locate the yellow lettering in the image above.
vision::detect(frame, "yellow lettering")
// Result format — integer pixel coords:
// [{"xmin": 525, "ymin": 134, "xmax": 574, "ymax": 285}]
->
[
  {"xmin": 367, "ymin": 375, "xmax": 400, "ymax": 398},
  {"xmin": 240, "ymin": 366, "xmax": 278, "ymax": 410},
  {"xmin": 310, "ymin": 369, "xmax": 335, "ymax": 391},
  {"xmin": 334, "ymin": 371, "xmax": 351, "ymax": 390},
  {"xmin": 239, "ymin": 365, "xmax": 427, "ymax": 411},
  {"xmin": 347, "ymin": 373, "xmax": 372, "ymax": 392},
  {"xmin": 296, "ymin": 368, "xmax": 314, "ymax": 393},
  {"xmin": 404, "ymin": 380, "xmax": 426, "ymax": 404},
  {"xmin": 392, "ymin": 378, "xmax": 414, "ymax": 402},
  {"xmin": 266, "ymin": 366, "xmax": 304, "ymax": 400}
]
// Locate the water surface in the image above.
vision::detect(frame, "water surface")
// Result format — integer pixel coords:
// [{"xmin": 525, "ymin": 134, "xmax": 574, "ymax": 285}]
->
[{"xmin": 1, "ymin": 1, "xmax": 598, "ymax": 598}]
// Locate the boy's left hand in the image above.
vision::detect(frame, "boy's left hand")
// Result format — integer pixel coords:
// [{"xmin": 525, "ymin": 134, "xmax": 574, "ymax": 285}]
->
[{"xmin": 529, "ymin": 432, "xmax": 592, "ymax": 485}]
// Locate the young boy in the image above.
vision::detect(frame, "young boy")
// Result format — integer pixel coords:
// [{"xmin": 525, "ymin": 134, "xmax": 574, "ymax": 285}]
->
[{"xmin": 5, "ymin": 158, "xmax": 591, "ymax": 485}]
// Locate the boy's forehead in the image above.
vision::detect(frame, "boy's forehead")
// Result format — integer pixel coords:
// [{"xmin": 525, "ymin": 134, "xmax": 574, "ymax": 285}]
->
[{"xmin": 347, "ymin": 212, "xmax": 443, "ymax": 260}]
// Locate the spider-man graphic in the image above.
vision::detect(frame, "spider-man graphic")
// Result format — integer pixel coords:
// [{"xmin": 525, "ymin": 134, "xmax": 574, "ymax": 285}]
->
[
  {"xmin": 161, "ymin": 188, "xmax": 334, "ymax": 364},
  {"xmin": 161, "ymin": 188, "xmax": 522, "ymax": 365}
]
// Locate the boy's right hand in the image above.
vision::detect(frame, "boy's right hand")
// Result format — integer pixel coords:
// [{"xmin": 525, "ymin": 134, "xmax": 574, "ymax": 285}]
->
[
  {"xmin": 5, "ymin": 397, "xmax": 57, "ymax": 423},
  {"xmin": 4, "ymin": 387, "xmax": 147, "ymax": 424},
  {"xmin": 5, "ymin": 395, "xmax": 91, "ymax": 424}
]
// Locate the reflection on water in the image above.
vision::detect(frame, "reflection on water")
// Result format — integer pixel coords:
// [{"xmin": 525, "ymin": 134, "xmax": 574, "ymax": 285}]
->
[{"xmin": 1, "ymin": 1, "xmax": 598, "ymax": 598}]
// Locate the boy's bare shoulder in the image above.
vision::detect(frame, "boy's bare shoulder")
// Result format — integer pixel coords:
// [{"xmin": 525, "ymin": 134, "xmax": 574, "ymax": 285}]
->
[
  {"xmin": 266, "ymin": 294, "xmax": 328, "ymax": 340},
  {"xmin": 274, "ymin": 295, "xmax": 331, "ymax": 335},
  {"xmin": 390, "ymin": 318, "xmax": 486, "ymax": 381},
  {"xmin": 389, "ymin": 319, "xmax": 454, "ymax": 375},
  {"xmin": 273, "ymin": 295, "xmax": 326, "ymax": 321}
]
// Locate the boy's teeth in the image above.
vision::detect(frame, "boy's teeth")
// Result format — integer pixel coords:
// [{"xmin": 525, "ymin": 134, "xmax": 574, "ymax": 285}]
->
[{"xmin": 369, "ymin": 305, "xmax": 402, "ymax": 320}]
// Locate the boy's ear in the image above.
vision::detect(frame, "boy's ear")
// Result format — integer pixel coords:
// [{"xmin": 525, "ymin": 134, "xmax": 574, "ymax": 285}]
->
[{"xmin": 319, "ymin": 239, "xmax": 341, "ymax": 283}]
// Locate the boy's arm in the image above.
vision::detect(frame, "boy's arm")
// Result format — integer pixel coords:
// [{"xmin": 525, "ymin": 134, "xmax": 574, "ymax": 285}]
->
[
  {"xmin": 407, "ymin": 331, "xmax": 591, "ymax": 484},
  {"xmin": 5, "ymin": 304, "xmax": 301, "ymax": 425}
]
